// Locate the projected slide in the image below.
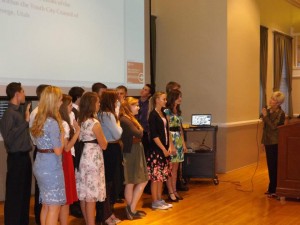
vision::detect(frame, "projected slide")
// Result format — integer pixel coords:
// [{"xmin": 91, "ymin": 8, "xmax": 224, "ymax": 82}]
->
[{"xmin": 0, "ymin": 0, "xmax": 145, "ymax": 88}]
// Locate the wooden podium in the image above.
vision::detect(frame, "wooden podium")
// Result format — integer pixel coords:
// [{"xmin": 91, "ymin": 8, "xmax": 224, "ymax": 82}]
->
[{"xmin": 276, "ymin": 122, "xmax": 300, "ymax": 199}]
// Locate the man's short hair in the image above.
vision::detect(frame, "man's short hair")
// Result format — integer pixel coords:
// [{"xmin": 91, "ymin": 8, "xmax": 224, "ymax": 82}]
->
[
  {"xmin": 68, "ymin": 86, "xmax": 85, "ymax": 103},
  {"xmin": 36, "ymin": 84, "xmax": 50, "ymax": 100},
  {"xmin": 145, "ymin": 84, "xmax": 154, "ymax": 96},
  {"xmin": 92, "ymin": 82, "xmax": 107, "ymax": 93},
  {"xmin": 116, "ymin": 85, "xmax": 128, "ymax": 94},
  {"xmin": 6, "ymin": 82, "xmax": 22, "ymax": 100}
]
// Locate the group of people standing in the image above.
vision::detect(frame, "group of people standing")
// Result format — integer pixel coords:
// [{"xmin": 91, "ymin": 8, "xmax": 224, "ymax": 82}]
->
[
  {"xmin": 1, "ymin": 80, "xmax": 287, "ymax": 225},
  {"xmin": 0, "ymin": 81, "xmax": 188, "ymax": 225}
]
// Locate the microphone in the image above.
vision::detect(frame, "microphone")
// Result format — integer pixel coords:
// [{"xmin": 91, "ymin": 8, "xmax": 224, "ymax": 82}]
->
[{"xmin": 259, "ymin": 105, "xmax": 268, "ymax": 119}]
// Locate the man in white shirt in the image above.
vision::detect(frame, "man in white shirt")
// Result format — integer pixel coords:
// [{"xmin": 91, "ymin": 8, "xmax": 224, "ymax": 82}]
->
[{"xmin": 68, "ymin": 86, "xmax": 84, "ymax": 120}]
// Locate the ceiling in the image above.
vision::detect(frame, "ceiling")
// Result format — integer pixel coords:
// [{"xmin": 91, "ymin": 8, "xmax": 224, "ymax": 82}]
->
[{"xmin": 286, "ymin": 0, "xmax": 300, "ymax": 8}]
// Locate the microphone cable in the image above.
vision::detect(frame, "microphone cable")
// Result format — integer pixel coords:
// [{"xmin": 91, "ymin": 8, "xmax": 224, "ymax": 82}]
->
[
  {"xmin": 235, "ymin": 119, "xmax": 261, "ymax": 192},
  {"xmin": 220, "ymin": 119, "xmax": 262, "ymax": 192}
]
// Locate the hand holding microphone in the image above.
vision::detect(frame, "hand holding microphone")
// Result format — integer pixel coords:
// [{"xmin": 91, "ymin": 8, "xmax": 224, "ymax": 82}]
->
[{"xmin": 260, "ymin": 105, "xmax": 268, "ymax": 119}]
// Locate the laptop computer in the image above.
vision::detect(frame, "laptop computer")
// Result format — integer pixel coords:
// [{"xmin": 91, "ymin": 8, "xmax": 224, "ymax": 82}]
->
[{"xmin": 190, "ymin": 114, "xmax": 212, "ymax": 127}]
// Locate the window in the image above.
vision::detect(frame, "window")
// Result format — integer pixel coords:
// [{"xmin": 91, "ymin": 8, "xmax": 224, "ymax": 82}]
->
[
  {"xmin": 0, "ymin": 101, "xmax": 8, "ymax": 120},
  {"xmin": 279, "ymin": 52, "xmax": 289, "ymax": 113}
]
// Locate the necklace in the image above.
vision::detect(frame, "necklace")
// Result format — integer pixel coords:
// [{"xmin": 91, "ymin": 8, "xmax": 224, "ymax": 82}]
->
[{"xmin": 155, "ymin": 108, "xmax": 163, "ymax": 117}]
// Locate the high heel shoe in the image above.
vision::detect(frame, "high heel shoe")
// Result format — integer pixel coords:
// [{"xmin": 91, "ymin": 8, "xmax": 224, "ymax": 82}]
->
[
  {"xmin": 168, "ymin": 193, "xmax": 179, "ymax": 202},
  {"xmin": 174, "ymin": 191, "xmax": 183, "ymax": 200},
  {"xmin": 125, "ymin": 205, "xmax": 143, "ymax": 220},
  {"xmin": 125, "ymin": 205, "xmax": 133, "ymax": 220}
]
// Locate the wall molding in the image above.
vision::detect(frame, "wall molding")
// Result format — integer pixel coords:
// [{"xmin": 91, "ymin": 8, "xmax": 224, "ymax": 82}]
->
[
  {"xmin": 217, "ymin": 119, "xmax": 261, "ymax": 128},
  {"xmin": 183, "ymin": 119, "xmax": 262, "ymax": 128}
]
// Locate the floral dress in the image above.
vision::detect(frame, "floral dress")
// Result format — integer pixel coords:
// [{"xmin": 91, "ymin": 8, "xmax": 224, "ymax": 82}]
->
[
  {"xmin": 164, "ymin": 109, "xmax": 184, "ymax": 163},
  {"xmin": 76, "ymin": 118, "xmax": 106, "ymax": 202},
  {"xmin": 147, "ymin": 110, "xmax": 171, "ymax": 182}
]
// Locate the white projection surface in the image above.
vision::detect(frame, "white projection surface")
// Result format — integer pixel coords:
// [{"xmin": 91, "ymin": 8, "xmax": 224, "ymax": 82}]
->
[{"xmin": 0, "ymin": 0, "xmax": 147, "ymax": 90}]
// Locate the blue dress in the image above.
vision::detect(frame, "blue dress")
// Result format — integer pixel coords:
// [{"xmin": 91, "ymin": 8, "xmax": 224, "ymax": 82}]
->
[{"xmin": 33, "ymin": 118, "xmax": 66, "ymax": 205}]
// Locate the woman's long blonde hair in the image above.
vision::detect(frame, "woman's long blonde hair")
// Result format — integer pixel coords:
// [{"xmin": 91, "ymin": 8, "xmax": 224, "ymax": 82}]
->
[
  {"xmin": 31, "ymin": 86, "xmax": 63, "ymax": 137},
  {"xmin": 119, "ymin": 97, "xmax": 142, "ymax": 129}
]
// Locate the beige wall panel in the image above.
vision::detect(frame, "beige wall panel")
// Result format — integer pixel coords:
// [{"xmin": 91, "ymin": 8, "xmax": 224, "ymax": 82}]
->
[
  {"xmin": 224, "ymin": 123, "xmax": 263, "ymax": 172},
  {"xmin": 152, "ymin": 0, "xmax": 227, "ymax": 124},
  {"xmin": 227, "ymin": 0, "xmax": 260, "ymax": 122}
]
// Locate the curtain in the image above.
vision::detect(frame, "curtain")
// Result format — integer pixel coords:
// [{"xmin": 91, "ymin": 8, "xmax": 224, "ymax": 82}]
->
[
  {"xmin": 273, "ymin": 32, "xmax": 285, "ymax": 91},
  {"xmin": 273, "ymin": 31, "xmax": 293, "ymax": 116},
  {"xmin": 260, "ymin": 26, "xmax": 268, "ymax": 109},
  {"xmin": 150, "ymin": 15, "xmax": 157, "ymax": 92},
  {"xmin": 285, "ymin": 36, "xmax": 293, "ymax": 117}
]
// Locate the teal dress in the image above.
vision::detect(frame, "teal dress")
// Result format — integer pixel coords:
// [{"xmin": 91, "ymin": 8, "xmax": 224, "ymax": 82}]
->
[{"xmin": 164, "ymin": 109, "xmax": 184, "ymax": 163}]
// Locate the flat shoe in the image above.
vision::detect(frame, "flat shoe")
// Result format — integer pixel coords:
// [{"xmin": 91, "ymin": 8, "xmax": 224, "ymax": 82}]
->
[
  {"xmin": 110, "ymin": 215, "xmax": 122, "ymax": 224},
  {"xmin": 135, "ymin": 210, "xmax": 146, "ymax": 217},
  {"xmin": 104, "ymin": 217, "xmax": 116, "ymax": 225},
  {"xmin": 133, "ymin": 210, "xmax": 146, "ymax": 219},
  {"xmin": 267, "ymin": 193, "xmax": 277, "ymax": 198}
]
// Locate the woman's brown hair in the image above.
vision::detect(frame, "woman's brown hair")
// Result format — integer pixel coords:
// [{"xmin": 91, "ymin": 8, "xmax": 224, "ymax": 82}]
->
[
  {"xmin": 99, "ymin": 90, "xmax": 118, "ymax": 121},
  {"xmin": 59, "ymin": 94, "xmax": 74, "ymax": 139},
  {"xmin": 78, "ymin": 92, "xmax": 99, "ymax": 124},
  {"xmin": 166, "ymin": 89, "xmax": 182, "ymax": 116}
]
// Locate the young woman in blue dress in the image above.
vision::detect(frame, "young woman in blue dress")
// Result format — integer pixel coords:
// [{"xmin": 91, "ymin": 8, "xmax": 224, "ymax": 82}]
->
[
  {"xmin": 31, "ymin": 86, "xmax": 65, "ymax": 225},
  {"xmin": 98, "ymin": 90, "xmax": 123, "ymax": 225}
]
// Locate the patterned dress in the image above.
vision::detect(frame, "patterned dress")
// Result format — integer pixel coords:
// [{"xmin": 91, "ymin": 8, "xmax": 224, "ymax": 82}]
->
[
  {"xmin": 164, "ymin": 109, "xmax": 184, "ymax": 163},
  {"xmin": 76, "ymin": 118, "xmax": 106, "ymax": 202},
  {"xmin": 33, "ymin": 117, "xmax": 66, "ymax": 205},
  {"xmin": 147, "ymin": 110, "xmax": 171, "ymax": 182}
]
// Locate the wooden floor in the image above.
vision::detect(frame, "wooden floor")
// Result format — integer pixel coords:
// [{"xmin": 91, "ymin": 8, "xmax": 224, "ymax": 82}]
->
[{"xmin": 1, "ymin": 153, "xmax": 300, "ymax": 225}]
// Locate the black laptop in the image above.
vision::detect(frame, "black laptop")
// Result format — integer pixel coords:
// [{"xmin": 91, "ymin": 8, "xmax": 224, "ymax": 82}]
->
[{"xmin": 190, "ymin": 114, "xmax": 212, "ymax": 127}]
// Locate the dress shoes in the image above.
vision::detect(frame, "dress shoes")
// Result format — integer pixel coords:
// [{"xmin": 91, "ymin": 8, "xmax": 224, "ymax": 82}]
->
[
  {"xmin": 174, "ymin": 191, "xmax": 183, "ymax": 200},
  {"xmin": 168, "ymin": 193, "xmax": 179, "ymax": 202},
  {"xmin": 70, "ymin": 204, "xmax": 83, "ymax": 218},
  {"xmin": 115, "ymin": 198, "xmax": 124, "ymax": 203}
]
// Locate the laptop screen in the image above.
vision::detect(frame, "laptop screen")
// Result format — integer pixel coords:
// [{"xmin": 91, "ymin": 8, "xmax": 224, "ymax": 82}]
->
[{"xmin": 191, "ymin": 114, "xmax": 212, "ymax": 126}]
